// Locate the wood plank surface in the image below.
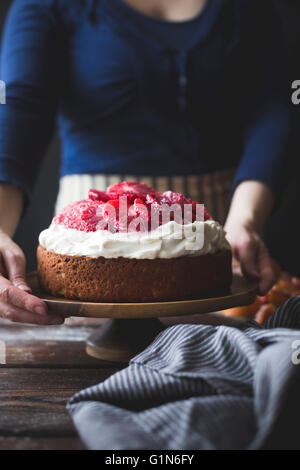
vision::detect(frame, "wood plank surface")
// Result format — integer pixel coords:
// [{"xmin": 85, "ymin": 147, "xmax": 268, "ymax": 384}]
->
[
  {"xmin": 0, "ymin": 368, "xmax": 119, "ymax": 436},
  {"xmin": 0, "ymin": 323, "xmax": 122, "ymax": 449},
  {"xmin": 0, "ymin": 437, "xmax": 85, "ymax": 450},
  {"xmin": 0, "ymin": 313, "xmax": 243, "ymax": 449}
]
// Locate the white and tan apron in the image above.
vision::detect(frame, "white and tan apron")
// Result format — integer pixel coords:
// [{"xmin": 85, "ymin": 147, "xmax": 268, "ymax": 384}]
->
[{"xmin": 55, "ymin": 168, "xmax": 236, "ymax": 226}]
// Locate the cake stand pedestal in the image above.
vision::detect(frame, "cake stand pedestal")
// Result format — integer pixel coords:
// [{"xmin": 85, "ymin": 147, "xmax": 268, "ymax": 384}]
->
[
  {"xmin": 27, "ymin": 273, "xmax": 257, "ymax": 363},
  {"xmin": 86, "ymin": 318, "xmax": 164, "ymax": 363}
]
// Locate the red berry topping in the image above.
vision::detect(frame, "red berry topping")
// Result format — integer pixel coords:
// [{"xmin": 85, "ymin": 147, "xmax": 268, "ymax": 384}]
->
[
  {"xmin": 88, "ymin": 189, "xmax": 110, "ymax": 202},
  {"xmin": 107, "ymin": 181, "xmax": 157, "ymax": 196},
  {"xmin": 53, "ymin": 200, "xmax": 106, "ymax": 232},
  {"xmin": 53, "ymin": 182, "xmax": 212, "ymax": 232},
  {"xmin": 88, "ymin": 189, "xmax": 119, "ymax": 202},
  {"xmin": 160, "ymin": 191, "xmax": 211, "ymax": 221}
]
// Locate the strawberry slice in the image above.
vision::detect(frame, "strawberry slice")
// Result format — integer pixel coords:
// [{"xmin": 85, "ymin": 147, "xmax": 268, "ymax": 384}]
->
[
  {"xmin": 161, "ymin": 191, "xmax": 211, "ymax": 221},
  {"xmin": 128, "ymin": 198, "xmax": 150, "ymax": 220},
  {"xmin": 89, "ymin": 189, "xmax": 118, "ymax": 202},
  {"xmin": 107, "ymin": 181, "xmax": 158, "ymax": 196}
]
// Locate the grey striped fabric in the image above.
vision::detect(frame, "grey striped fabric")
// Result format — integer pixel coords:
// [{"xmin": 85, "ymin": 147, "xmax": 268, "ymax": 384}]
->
[
  {"xmin": 55, "ymin": 169, "xmax": 236, "ymax": 225},
  {"xmin": 68, "ymin": 298, "xmax": 300, "ymax": 450}
]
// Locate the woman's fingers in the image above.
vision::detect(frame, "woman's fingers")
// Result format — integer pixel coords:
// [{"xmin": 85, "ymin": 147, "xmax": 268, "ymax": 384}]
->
[
  {"xmin": 0, "ymin": 275, "xmax": 49, "ymax": 315},
  {"xmin": 236, "ymin": 239, "xmax": 260, "ymax": 280},
  {"xmin": 0, "ymin": 277, "xmax": 65, "ymax": 324},
  {"xmin": 0, "ymin": 299, "xmax": 64, "ymax": 325},
  {"xmin": 237, "ymin": 239, "xmax": 275, "ymax": 294},
  {"xmin": 231, "ymin": 257, "xmax": 242, "ymax": 276},
  {"xmin": 1, "ymin": 248, "xmax": 32, "ymax": 292},
  {"xmin": 0, "ymin": 237, "xmax": 64, "ymax": 325},
  {"xmin": 0, "ymin": 254, "xmax": 7, "ymax": 278},
  {"xmin": 226, "ymin": 221, "xmax": 275, "ymax": 296}
]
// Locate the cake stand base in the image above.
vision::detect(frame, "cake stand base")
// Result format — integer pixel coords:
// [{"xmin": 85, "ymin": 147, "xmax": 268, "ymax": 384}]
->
[{"xmin": 86, "ymin": 318, "xmax": 165, "ymax": 363}]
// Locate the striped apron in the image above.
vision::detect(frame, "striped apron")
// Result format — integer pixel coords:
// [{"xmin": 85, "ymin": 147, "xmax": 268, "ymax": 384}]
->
[{"xmin": 55, "ymin": 168, "xmax": 236, "ymax": 225}]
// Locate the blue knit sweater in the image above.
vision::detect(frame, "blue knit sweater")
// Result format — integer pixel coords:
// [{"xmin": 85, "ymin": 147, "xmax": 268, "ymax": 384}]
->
[{"xmin": 0, "ymin": 0, "xmax": 292, "ymax": 201}]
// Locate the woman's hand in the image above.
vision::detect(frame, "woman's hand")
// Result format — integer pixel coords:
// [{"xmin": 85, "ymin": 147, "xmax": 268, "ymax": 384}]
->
[
  {"xmin": 224, "ymin": 220, "xmax": 275, "ymax": 295},
  {"xmin": 0, "ymin": 230, "xmax": 64, "ymax": 325},
  {"xmin": 225, "ymin": 180, "xmax": 276, "ymax": 296}
]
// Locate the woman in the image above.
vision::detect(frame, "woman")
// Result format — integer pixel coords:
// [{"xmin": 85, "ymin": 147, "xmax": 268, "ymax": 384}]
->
[{"xmin": 0, "ymin": 0, "xmax": 292, "ymax": 324}]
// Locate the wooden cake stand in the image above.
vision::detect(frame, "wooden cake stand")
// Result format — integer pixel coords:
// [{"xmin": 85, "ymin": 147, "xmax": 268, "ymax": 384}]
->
[{"xmin": 27, "ymin": 273, "xmax": 257, "ymax": 363}]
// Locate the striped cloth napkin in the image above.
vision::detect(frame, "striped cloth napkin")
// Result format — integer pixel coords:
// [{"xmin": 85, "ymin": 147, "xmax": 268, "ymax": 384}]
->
[{"xmin": 67, "ymin": 298, "xmax": 300, "ymax": 450}]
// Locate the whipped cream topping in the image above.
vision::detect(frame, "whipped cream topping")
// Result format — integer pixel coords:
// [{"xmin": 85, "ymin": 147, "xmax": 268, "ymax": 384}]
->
[{"xmin": 39, "ymin": 220, "xmax": 231, "ymax": 260}]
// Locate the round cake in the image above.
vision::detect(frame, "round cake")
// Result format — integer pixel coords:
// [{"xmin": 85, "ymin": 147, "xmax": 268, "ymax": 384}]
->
[{"xmin": 37, "ymin": 182, "xmax": 232, "ymax": 302}]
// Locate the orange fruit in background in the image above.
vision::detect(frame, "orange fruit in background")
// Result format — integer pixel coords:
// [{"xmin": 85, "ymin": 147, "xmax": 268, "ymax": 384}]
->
[
  {"xmin": 255, "ymin": 304, "xmax": 276, "ymax": 325},
  {"xmin": 223, "ymin": 259, "xmax": 300, "ymax": 321},
  {"xmin": 222, "ymin": 296, "xmax": 262, "ymax": 318},
  {"xmin": 266, "ymin": 289, "xmax": 290, "ymax": 307},
  {"xmin": 273, "ymin": 281, "xmax": 294, "ymax": 294}
]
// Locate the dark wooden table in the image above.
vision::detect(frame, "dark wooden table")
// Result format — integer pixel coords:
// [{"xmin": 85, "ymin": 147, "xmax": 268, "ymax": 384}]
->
[
  {"xmin": 0, "ymin": 318, "xmax": 124, "ymax": 450},
  {"xmin": 0, "ymin": 314, "xmax": 242, "ymax": 450}
]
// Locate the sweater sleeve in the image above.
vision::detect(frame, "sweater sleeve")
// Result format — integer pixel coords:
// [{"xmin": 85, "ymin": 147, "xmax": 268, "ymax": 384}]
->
[
  {"xmin": 233, "ymin": 1, "xmax": 293, "ymax": 197},
  {"xmin": 0, "ymin": 0, "xmax": 62, "ymax": 204}
]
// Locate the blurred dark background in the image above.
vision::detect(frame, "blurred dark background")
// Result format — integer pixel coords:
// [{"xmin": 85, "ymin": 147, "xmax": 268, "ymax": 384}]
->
[{"xmin": 0, "ymin": 0, "xmax": 300, "ymax": 274}]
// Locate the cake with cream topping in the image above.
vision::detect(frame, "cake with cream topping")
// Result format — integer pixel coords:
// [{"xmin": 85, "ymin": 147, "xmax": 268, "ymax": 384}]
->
[{"xmin": 37, "ymin": 182, "xmax": 232, "ymax": 302}]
